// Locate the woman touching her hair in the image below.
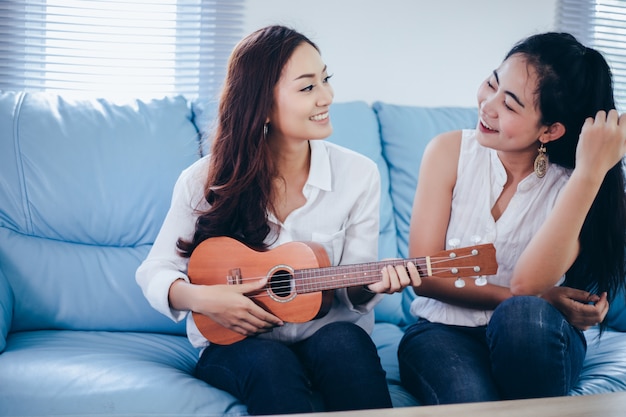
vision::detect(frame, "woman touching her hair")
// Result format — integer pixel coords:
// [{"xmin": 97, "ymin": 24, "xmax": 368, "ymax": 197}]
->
[{"xmin": 398, "ymin": 32, "xmax": 626, "ymax": 405}]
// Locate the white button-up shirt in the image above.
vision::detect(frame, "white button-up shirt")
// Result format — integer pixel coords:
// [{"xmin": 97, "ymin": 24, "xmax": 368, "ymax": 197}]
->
[{"xmin": 136, "ymin": 140, "xmax": 382, "ymax": 348}]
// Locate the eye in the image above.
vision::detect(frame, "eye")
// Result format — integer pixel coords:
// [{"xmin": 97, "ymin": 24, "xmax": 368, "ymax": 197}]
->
[
  {"xmin": 300, "ymin": 85, "xmax": 314, "ymax": 92},
  {"xmin": 323, "ymin": 74, "xmax": 333, "ymax": 83}
]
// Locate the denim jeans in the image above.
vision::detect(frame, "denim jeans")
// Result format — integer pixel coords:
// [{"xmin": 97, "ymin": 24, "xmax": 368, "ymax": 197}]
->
[
  {"xmin": 397, "ymin": 296, "xmax": 587, "ymax": 405},
  {"xmin": 195, "ymin": 321, "xmax": 392, "ymax": 415}
]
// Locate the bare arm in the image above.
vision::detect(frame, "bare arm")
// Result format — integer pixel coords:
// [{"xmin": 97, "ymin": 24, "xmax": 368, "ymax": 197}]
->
[
  {"xmin": 169, "ymin": 278, "xmax": 284, "ymax": 337},
  {"xmin": 511, "ymin": 110, "xmax": 626, "ymax": 295},
  {"xmin": 408, "ymin": 130, "xmax": 513, "ymax": 309}
]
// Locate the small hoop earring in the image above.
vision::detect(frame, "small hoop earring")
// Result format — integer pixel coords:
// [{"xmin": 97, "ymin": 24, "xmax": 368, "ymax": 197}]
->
[
  {"xmin": 263, "ymin": 123, "xmax": 269, "ymax": 139},
  {"xmin": 534, "ymin": 143, "xmax": 548, "ymax": 178}
]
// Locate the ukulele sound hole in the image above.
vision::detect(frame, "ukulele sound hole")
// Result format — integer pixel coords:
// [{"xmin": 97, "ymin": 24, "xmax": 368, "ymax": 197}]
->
[{"xmin": 267, "ymin": 265, "xmax": 296, "ymax": 303}]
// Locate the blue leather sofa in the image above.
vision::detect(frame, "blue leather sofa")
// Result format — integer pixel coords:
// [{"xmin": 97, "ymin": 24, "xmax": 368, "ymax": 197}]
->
[{"xmin": 1, "ymin": 91, "xmax": 625, "ymax": 416}]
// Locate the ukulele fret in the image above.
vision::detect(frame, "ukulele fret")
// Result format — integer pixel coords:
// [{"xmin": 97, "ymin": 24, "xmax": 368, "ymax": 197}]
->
[{"xmin": 295, "ymin": 261, "xmax": 382, "ymax": 294}]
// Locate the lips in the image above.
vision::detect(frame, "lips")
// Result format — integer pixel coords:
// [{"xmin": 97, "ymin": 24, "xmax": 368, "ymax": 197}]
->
[
  {"xmin": 310, "ymin": 112, "xmax": 329, "ymax": 122},
  {"xmin": 479, "ymin": 118, "xmax": 498, "ymax": 132}
]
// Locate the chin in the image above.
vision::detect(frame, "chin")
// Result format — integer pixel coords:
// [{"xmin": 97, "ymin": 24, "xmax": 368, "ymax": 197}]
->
[
  {"xmin": 474, "ymin": 129, "xmax": 497, "ymax": 149},
  {"xmin": 312, "ymin": 126, "xmax": 333, "ymax": 140}
]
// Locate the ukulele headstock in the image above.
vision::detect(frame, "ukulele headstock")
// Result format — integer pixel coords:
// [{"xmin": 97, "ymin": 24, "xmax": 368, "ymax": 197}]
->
[{"xmin": 429, "ymin": 243, "xmax": 498, "ymax": 279}]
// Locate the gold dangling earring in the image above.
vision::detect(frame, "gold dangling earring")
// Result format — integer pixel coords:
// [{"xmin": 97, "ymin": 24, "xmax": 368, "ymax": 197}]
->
[{"xmin": 534, "ymin": 143, "xmax": 548, "ymax": 178}]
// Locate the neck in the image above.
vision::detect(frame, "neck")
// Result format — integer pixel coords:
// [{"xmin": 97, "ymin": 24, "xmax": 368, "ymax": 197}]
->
[
  {"xmin": 273, "ymin": 140, "xmax": 311, "ymax": 179},
  {"xmin": 496, "ymin": 149, "xmax": 537, "ymax": 182}
]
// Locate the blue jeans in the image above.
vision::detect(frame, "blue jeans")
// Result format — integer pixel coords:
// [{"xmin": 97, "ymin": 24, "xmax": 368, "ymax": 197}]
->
[
  {"xmin": 397, "ymin": 296, "xmax": 586, "ymax": 405},
  {"xmin": 195, "ymin": 321, "xmax": 392, "ymax": 415}
]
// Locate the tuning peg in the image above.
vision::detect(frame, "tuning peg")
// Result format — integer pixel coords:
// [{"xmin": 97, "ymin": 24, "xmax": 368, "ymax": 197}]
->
[
  {"xmin": 447, "ymin": 239, "xmax": 466, "ymax": 287},
  {"xmin": 470, "ymin": 236, "xmax": 487, "ymax": 286},
  {"xmin": 474, "ymin": 276, "xmax": 488, "ymax": 286},
  {"xmin": 448, "ymin": 238, "xmax": 461, "ymax": 249}
]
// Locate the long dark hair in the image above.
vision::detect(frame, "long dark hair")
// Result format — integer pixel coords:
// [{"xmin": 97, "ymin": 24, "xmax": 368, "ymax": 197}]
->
[
  {"xmin": 507, "ymin": 32, "xmax": 626, "ymax": 309},
  {"xmin": 177, "ymin": 26, "xmax": 319, "ymax": 257}
]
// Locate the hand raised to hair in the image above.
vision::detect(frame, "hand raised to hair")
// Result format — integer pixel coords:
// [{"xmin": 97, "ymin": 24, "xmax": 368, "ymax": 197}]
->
[
  {"xmin": 575, "ymin": 109, "xmax": 626, "ymax": 180},
  {"xmin": 541, "ymin": 286, "xmax": 608, "ymax": 330}
]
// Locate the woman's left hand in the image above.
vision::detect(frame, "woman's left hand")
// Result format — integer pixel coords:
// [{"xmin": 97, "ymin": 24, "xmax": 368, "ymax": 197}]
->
[
  {"xmin": 366, "ymin": 261, "xmax": 421, "ymax": 294},
  {"xmin": 541, "ymin": 286, "xmax": 609, "ymax": 330},
  {"xmin": 575, "ymin": 109, "xmax": 626, "ymax": 181},
  {"xmin": 349, "ymin": 261, "xmax": 420, "ymax": 305}
]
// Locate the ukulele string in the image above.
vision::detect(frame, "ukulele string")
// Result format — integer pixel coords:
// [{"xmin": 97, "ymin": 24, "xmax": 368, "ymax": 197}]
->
[
  {"xmin": 209, "ymin": 252, "xmax": 485, "ymax": 296},
  {"xmin": 243, "ymin": 266, "xmax": 487, "ymax": 301}
]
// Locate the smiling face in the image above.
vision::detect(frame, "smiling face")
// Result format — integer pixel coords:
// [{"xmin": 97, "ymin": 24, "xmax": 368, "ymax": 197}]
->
[
  {"xmin": 268, "ymin": 42, "xmax": 334, "ymax": 145},
  {"xmin": 476, "ymin": 53, "xmax": 552, "ymax": 158}
]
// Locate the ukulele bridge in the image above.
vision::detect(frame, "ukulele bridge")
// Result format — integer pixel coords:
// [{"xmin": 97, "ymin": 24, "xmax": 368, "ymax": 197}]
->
[
  {"xmin": 227, "ymin": 268, "xmax": 242, "ymax": 284},
  {"xmin": 266, "ymin": 264, "xmax": 297, "ymax": 303}
]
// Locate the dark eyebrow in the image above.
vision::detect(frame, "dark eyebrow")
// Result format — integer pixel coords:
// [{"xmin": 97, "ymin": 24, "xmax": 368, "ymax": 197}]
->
[
  {"xmin": 493, "ymin": 70, "xmax": 525, "ymax": 108},
  {"xmin": 293, "ymin": 65, "xmax": 327, "ymax": 81}
]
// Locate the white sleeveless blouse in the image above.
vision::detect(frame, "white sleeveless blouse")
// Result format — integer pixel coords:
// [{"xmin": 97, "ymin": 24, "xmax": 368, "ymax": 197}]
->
[{"xmin": 410, "ymin": 129, "xmax": 571, "ymax": 326}]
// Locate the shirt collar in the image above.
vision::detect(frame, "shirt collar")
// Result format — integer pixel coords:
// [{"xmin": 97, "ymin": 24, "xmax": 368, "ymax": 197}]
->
[
  {"xmin": 490, "ymin": 147, "xmax": 552, "ymax": 191},
  {"xmin": 306, "ymin": 140, "xmax": 332, "ymax": 191}
]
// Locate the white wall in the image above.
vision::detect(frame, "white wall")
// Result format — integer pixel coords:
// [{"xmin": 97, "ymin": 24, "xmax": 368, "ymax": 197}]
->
[{"xmin": 243, "ymin": 0, "xmax": 558, "ymax": 107}]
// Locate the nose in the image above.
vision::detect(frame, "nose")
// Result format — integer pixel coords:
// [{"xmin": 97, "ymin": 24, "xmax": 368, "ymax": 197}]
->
[
  {"xmin": 317, "ymin": 83, "xmax": 334, "ymax": 106},
  {"xmin": 480, "ymin": 94, "xmax": 498, "ymax": 119}
]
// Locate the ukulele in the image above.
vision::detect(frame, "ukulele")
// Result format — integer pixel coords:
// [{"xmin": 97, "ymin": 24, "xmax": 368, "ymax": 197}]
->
[{"xmin": 187, "ymin": 236, "xmax": 498, "ymax": 345}]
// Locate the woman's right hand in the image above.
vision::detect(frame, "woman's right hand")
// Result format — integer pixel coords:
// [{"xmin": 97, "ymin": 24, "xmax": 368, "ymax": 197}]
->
[{"xmin": 171, "ymin": 278, "xmax": 284, "ymax": 337}]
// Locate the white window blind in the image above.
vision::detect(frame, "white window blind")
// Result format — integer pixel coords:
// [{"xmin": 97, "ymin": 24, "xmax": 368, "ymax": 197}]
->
[
  {"xmin": 0, "ymin": 0, "xmax": 244, "ymax": 100},
  {"xmin": 556, "ymin": 0, "xmax": 626, "ymax": 111}
]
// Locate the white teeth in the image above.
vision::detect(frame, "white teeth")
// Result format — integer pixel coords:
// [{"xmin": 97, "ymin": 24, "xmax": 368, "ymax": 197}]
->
[
  {"xmin": 481, "ymin": 119, "xmax": 496, "ymax": 131},
  {"xmin": 310, "ymin": 112, "xmax": 328, "ymax": 121}
]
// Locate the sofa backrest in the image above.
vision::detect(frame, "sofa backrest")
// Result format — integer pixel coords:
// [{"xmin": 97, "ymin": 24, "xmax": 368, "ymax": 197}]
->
[
  {"xmin": 0, "ymin": 94, "xmax": 482, "ymax": 344},
  {"xmin": 0, "ymin": 92, "xmax": 199, "ymax": 337},
  {"xmin": 373, "ymin": 102, "xmax": 479, "ymax": 258},
  {"xmin": 4, "ymin": 91, "xmax": 619, "ymax": 344}
]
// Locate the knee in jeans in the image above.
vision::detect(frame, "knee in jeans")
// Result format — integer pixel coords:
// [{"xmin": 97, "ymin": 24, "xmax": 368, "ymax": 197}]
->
[
  {"xmin": 492, "ymin": 296, "xmax": 556, "ymax": 326},
  {"xmin": 318, "ymin": 322, "xmax": 372, "ymax": 347},
  {"xmin": 488, "ymin": 296, "xmax": 565, "ymax": 347},
  {"xmin": 308, "ymin": 322, "xmax": 379, "ymax": 365}
]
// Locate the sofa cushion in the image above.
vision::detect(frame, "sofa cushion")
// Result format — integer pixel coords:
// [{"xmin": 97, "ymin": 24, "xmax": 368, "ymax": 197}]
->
[
  {"xmin": 0, "ymin": 269, "xmax": 12, "ymax": 352},
  {"xmin": 0, "ymin": 227, "xmax": 182, "ymax": 334},
  {"xmin": 571, "ymin": 328, "xmax": 626, "ymax": 394},
  {"xmin": 371, "ymin": 322, "xmax": 420, "ymax": 407},
  {"xmin": 0, "ymin": 330, "xmax": 246, "ymax": 417},
  {"xmin": 0, "ymin": 92, "xmax": 200, "ymax": 245},
  {"xmin": 0, "ymin": 92, "xmax": 200, "ymax": 334},
  {"xmin": 373, "ymin": 102, "xmax": 478, "ymax": 258}
]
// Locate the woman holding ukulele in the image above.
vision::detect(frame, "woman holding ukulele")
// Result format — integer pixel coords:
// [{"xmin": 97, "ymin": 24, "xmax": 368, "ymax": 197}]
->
[{"xmin": 136, "ymin": 25, "xmax": 416, "ymax": 415}]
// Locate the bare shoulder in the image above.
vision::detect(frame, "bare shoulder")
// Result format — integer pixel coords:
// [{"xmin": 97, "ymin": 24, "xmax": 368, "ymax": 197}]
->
[
  {"xmin": 421, "ymin": 130, "xmax": 463, "ymax": 175},
  {"xmin": 425, "ymin": 130, "xmax": 463, "ymax": 155}
]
